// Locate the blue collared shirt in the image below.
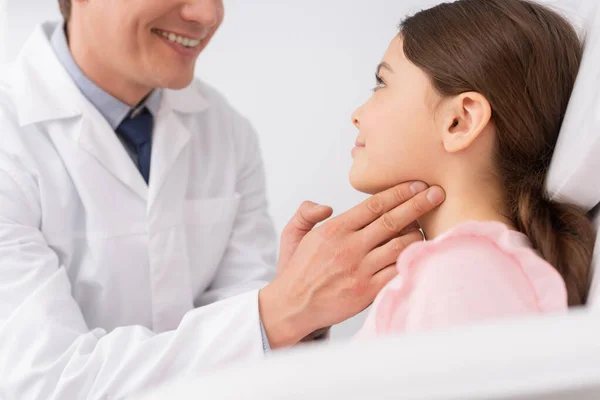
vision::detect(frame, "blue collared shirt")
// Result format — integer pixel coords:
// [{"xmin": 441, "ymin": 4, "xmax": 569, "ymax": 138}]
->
[{"xmin": 49, "ymin": 23, "xmax": 272, "ymax": 353}]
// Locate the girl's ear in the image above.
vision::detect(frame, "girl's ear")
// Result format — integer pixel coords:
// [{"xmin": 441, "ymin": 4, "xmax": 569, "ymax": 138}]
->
[{"xmin": 440, "ymin": 92, "xmax": 492, "ymax": 153}]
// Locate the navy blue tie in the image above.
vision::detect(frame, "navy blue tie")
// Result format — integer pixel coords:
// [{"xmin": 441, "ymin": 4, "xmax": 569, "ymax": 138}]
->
[{"xmin": 117, "ymin": 108, "xmax": 153, "ymax": 184}]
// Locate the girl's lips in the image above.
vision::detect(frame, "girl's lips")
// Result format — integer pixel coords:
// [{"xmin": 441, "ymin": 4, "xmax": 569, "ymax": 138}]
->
[{"xmin": 351, "ymin": 145, "xmax": 365, "ymax": 157}]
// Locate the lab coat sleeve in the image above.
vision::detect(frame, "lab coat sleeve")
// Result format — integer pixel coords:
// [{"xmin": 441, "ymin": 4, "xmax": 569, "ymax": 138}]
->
[
  {"xmin": 197, "ymin": 113, "xmax": 278, "ymax": 305},
  {"xmin": 0, "ymin": 156, "xmax": 266, "ymax": 400}
]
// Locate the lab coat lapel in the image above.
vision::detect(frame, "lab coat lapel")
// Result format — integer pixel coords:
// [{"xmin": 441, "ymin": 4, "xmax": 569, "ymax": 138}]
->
[
  {"xmin": 148, "ymin": 111, "xmax": 191, "ymax": 209},
  {"xmin": 147, "ymin": 84, "xmax": 210, "ymax": 209},
  {"xmin": 77, "ymin": 114, "xmax": 149, "ymax": 200}
]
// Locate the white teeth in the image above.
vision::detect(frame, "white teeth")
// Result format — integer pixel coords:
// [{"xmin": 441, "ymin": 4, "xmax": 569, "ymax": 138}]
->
[{"xmin": 156, "ymin": 29, "xmax": 201, "ymax": 48}]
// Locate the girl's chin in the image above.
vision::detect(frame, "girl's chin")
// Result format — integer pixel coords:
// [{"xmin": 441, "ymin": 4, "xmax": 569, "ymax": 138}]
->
[
  {"xmin": 348, "ymin": 175, "xmax": 379, "ymax": 195},
  {"xmin": 349, "ymin": 164, "xmax": 404, "ymax": 195}
]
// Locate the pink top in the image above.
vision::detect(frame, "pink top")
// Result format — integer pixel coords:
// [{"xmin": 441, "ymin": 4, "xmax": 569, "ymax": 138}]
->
[{"xmin": 355, "ymin": 221, "xmax": 568, "ymax": 338}]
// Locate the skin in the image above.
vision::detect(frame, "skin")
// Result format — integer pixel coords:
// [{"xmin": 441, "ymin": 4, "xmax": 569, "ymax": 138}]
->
[
  {"xmin": 66, "ymin": 2, "xmax": 447, "ymax": 348},
  {"xmin": 350, "ymin": 35, "xmax": 514, "ymax": 239}
]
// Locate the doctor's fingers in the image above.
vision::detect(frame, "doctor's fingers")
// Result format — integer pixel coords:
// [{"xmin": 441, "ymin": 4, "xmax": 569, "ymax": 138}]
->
[
  {"xmin": 332, "ymin": 181, "xmax": 428, "ymax": 232},
  {"xmin": 358, "ymin": 186, "xmax": 444, "ymax": 252},
  {"xmin": 369, "ymin": 264, "xmax": 399, "ymax": 298},
  {"xmin": 360, "ymin": 230, "xmax": 424, "ymax": 277}
]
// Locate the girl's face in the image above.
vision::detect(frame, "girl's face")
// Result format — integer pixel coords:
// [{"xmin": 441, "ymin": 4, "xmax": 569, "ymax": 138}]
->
[{"xmin": 349, "ymin": 36, "xmax": 444, "ymax": 195}]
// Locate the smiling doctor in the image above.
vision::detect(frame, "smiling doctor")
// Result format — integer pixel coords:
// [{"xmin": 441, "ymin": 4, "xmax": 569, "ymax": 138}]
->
[{"xmin": 0, "ymin": 0, "xmax": 445, "ymax": 398}]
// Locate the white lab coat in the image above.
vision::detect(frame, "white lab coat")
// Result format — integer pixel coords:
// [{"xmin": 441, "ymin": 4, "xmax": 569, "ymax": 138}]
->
[{"xmin": 0, "ymin": 22, "xmax": 277, "ymax": 399}]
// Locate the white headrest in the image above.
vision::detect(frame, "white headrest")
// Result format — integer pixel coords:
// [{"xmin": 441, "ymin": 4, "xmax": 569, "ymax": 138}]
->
[
  {"xmin": 547, "ymin": 2, "xmax": 600, "ymax": 210},
  {"xmin": 546, "ymin": 2, "xmax": 600, "ymax": 306}
]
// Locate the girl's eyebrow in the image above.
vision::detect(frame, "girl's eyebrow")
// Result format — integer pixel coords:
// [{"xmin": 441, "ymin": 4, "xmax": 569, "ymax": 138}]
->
[{"xmin": 376, "ymin": 62, "xmax": 394, "ymax": 75}]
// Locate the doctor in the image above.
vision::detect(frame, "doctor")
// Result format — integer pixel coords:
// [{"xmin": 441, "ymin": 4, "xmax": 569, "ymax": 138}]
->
[{"xmin": 0, "ymin": 0, "xmax": 445, "ymax": 398}]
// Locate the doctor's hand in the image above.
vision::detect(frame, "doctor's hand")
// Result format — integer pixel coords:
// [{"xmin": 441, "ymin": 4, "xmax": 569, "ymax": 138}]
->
[
  {"xmin": 276, "ymin": 201, "xmax": 334, "ymax": 342},
  {"xmin": 259, "ymin": 181, "xmax": 445, "ymax": 349}
]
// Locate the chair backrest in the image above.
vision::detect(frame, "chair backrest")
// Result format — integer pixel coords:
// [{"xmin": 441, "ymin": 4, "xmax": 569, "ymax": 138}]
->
[{"xmin": 546, "ymin": 0, "xmax": 600, "ymax": 307}]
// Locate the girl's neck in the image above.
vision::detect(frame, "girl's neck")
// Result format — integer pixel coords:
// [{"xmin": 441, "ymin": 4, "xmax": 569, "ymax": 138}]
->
[{"xmin": 418, "ymin": 179, "xmax": 515, "ymax": 240}]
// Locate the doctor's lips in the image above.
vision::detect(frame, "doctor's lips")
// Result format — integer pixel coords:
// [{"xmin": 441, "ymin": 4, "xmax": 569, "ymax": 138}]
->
[{"xmin": 152, "ymin": 28, "xmax": 206, "ymax": 55}]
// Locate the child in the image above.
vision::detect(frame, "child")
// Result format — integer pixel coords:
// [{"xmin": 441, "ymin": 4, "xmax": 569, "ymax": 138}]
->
[{"xmin": 349, "ymin": 0, "xmax": 595, "ymax": 337}]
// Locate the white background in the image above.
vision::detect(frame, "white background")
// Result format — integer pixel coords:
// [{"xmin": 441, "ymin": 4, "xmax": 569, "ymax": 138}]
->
[{"xmin": 0, "ymin": 0, "xmax": 588, "ymax": 338}]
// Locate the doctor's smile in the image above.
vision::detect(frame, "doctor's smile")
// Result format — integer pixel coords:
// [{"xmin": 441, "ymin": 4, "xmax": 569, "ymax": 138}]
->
[{"xmin": 152, "ymin": 28, "xmax": 204, "ymax": 54}]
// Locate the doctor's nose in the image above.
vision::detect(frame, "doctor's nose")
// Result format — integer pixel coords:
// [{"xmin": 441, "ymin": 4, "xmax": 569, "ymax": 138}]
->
[{"xmin": 182, "ymin": 0, "xmax": 222, "ymax": 28}]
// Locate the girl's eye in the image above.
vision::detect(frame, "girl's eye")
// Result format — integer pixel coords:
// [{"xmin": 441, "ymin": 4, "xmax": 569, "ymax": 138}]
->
[{"xmin": 372, "ymin": 74, "xmax": 386, "ymax": 91}]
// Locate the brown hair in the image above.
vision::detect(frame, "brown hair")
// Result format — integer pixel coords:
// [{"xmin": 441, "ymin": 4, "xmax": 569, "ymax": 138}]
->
[
  {"xmin": 58, "ymin": 0, "xmax": 71, "ymax": 22},
  {"xmin": 401, "ymin": 0, "xmax": 594, "ymax": 305}
]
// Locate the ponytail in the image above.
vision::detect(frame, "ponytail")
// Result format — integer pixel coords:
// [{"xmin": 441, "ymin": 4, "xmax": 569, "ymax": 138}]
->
[{"xmin": 512, "ymin": 181, "xmax": 594, "ymax": 306}]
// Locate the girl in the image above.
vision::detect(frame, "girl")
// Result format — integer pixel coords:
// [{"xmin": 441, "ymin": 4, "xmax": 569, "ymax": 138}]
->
[{"xmin": 350, "ymin": 0, "xmax": 595, "ymax": 337}]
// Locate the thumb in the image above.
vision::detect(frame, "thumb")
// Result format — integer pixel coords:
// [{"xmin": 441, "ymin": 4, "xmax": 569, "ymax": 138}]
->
[
  {"xmin": 287, "ymin": 201, "xmax": 334, "ymax": 233},
  {"xmin": 277, "ymin": 202, "xmax": 333, "ymax": 274}
]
